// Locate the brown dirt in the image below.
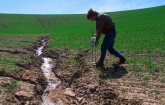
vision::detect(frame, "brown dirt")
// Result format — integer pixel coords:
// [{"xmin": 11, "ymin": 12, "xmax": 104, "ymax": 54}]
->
[
  {"xmin": 0, "ymin": 36, "xmax": 48, "ymax": 104},
  {"xmin": 0, "ymin": 36, "xmax": 165, "ymax": 105}
]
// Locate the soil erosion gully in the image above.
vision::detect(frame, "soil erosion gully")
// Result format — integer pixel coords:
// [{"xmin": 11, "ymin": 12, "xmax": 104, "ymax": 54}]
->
[{"xmin": 36, "ymin": 39, "xmax": 57, "ymax": 105}]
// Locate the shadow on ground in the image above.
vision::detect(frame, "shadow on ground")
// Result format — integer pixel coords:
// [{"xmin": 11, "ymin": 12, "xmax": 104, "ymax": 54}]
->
[{"xmin": 97, "ymin": 63, "xmax": 128, "ymax": 79}]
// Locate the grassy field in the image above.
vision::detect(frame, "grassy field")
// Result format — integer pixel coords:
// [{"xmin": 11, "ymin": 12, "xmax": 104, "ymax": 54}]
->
[
  {"xmin": 0, "ymin": 4, "xmax": 165, "ymax": 77},
  {"xmin": 0, "ymin": 5, "xmax": 165, "ymax": 104},
  {"xmin": 1, "ymin": 5, "xmax": 164, "ymax": 51},
  {"xmin": 51, "ymin": 5, "xmax": 165, "ymax": 73}
]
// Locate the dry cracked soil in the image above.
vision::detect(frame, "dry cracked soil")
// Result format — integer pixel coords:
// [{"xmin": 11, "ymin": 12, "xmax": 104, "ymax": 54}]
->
[{"xmin": 0, "ymin": 36, "xmax": 164, "ymax": 105}]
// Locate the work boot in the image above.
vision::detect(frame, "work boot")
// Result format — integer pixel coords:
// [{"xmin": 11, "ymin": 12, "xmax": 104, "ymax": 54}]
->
[
  {"xmin": 118, "ymin": 57, "xmax": 126, "ymax": 64},
  {"xmin": 96, "ymin": 60, "xmax": 104, "ymax": 67}
]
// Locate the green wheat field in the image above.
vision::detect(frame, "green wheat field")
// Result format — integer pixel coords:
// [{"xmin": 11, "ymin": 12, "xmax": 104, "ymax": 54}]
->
[
  {"xmin": 0, "ymin": 5, "xmax": 165, "ymax": 73},
  {"xmin": 0, "ymin": 5, "xmax": 165, "ymax": 104}
]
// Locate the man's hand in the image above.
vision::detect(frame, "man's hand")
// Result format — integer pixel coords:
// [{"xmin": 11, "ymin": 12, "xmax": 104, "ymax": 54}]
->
[{"xmin": 93, "ymin": 40, "xmax": 98, "ymax": 45}]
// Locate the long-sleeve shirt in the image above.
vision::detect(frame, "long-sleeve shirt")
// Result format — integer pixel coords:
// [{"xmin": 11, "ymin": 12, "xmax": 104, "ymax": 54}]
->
[{"xmin": 95, "ymin": 13, "xmax": 115, "ymax": 42}]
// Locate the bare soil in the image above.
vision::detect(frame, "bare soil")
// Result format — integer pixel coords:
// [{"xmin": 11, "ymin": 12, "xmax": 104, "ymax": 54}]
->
[{"xmin": 0, "ymin": 36, "xmax": 165, "ymax": 105}]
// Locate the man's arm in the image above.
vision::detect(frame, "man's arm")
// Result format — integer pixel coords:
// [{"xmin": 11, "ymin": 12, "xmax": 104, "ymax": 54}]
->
[{"xmin": 95, "ymin": 16, "xmax": 105, "ymax": 42}]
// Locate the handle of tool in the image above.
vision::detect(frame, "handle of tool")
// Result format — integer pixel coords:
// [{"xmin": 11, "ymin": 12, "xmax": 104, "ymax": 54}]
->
[
  {"xmin": 95, "ymin": 45, "xmax": 96, "ymax": 62},
  {"xmin": 92, "ymin": 30, "xmax": 93, "ymax": 63}
]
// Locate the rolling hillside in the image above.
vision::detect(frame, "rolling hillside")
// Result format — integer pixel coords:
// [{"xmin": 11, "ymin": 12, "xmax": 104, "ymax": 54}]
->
[{"xmin": 0, "ymin": 5, "xmax": 165, "ymax": 104}]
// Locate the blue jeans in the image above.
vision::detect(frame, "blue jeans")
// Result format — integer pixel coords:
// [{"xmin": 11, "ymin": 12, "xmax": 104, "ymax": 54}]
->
[{"xmin": 100, "ymin": 27, "xmax": 124, "ymax": 62}]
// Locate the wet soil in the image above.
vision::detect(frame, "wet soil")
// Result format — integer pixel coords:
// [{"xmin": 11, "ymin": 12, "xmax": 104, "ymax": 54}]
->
[
  {"xmin": 0, "ymin": 36, "xmax": 49, "ymax": 104},
  {"xmin": 0, "ymin": 36, "xmax": 165, "ymax": 105}
]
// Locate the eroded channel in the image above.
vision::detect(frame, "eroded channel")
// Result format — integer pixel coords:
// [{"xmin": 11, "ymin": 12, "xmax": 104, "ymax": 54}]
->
[{"xmin": 36, "ymin": 39, "xmax": 57, "ymax": 105}]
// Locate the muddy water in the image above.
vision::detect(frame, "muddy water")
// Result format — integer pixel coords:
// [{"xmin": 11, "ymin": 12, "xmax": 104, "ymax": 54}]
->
[{"xmin": 36, "ymin": 39, "xmax": 57, "ymax": 105}]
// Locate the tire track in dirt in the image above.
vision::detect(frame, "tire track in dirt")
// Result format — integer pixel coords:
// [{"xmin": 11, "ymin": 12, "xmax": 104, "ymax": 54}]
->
[{"xmin": 0, "ymin": 49, "xmax": 28, "ymax": 54}]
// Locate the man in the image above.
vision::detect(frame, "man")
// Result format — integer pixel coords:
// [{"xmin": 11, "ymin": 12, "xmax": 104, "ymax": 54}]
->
[{"xmin": 86, "ymin": 8, "xmax": 126, "ymax": 67}]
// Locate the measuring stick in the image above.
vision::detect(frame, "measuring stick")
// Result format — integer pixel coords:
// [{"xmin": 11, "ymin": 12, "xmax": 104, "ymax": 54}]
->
[{"xmin": 92, "ymin": 30, "xmax": 93, "ymax": 64}]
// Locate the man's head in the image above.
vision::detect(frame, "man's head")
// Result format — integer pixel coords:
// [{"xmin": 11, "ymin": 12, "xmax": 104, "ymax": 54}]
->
[{"xmin": 86, "ymin": 8, "xmax": 98, "ymax": 21}]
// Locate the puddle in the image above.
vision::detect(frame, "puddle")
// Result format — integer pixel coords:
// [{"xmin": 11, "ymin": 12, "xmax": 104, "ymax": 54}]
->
[{"xmin": 36, "ymin": 39, "xmax": 57, "ymax": 105}]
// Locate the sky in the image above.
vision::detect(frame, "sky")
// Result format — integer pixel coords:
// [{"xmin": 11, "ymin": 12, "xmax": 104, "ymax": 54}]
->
[{"xmin": 0, "ymin": 0, "xmax": 165, "ymax": 14}]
